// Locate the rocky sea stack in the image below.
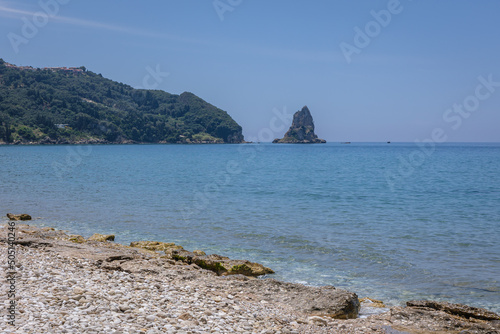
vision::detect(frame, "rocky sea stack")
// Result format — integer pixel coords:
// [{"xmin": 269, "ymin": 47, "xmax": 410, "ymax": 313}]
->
[{"xmin": 273, "ymin": 106, "xmax": 326, "ymax": 143}]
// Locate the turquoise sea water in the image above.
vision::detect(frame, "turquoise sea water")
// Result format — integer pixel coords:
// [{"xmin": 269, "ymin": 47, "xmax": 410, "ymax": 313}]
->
[{"xmin": 1, "ymin": 143, "xmax": 499, "ymax": 313}]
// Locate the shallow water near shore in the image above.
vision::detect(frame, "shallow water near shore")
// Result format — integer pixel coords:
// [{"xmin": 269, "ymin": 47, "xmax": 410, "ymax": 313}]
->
[{"xmin": 1, "ymin": 142, "xmax": 499, "ymax": 313}]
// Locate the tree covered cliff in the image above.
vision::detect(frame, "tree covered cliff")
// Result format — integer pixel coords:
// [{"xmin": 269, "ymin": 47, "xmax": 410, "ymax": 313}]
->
[{"xmin": 0, "ymin": 59, "xmax": 244, "ymax": 144}]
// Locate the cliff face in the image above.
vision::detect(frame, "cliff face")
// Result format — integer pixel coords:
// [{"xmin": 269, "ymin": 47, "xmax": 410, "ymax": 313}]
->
[{"xmin": 273, "ymin": 106, "xmax": 326, "ymax": 143}]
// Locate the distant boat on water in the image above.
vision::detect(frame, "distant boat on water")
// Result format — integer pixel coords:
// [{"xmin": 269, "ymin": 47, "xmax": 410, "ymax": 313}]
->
[{"xmin": 341, "ymin": 142, "xmax": 351, "ymax": 144}]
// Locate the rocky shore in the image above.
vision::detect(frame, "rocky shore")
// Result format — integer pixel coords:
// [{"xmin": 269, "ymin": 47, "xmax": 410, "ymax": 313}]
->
[{"xmin": 1, "ymin": 223, "xmax": 499, "ymax": 334}]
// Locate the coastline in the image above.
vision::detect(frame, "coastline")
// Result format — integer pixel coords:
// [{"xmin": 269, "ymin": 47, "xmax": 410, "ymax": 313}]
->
[
  {"xmin": 1, "ymin": 222, "xmax": 499, "ymax": 333},
  {"xmin": 0, "ymin": 139, "xmax": 248, "ymax": 146}
]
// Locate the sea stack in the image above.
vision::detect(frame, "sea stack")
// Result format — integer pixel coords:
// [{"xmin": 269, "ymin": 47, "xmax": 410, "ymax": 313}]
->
[{"xmin": 273, "ymin": 106, "xmax": 326, "ymax": 143}]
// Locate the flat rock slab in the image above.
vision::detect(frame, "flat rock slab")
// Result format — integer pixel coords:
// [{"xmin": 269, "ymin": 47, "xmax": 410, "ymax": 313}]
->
[
  {"xmin": 244, "ymin": 278, "xmax": 360, "ymax": 319},
  {"xmin": 407, "ymin": 300, "xmax": 500, "ymax": 321}
]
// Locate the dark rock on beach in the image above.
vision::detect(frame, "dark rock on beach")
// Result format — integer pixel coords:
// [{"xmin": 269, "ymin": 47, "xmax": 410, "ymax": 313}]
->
[
  {"xmin": 87, "ymin": 233, "xmax": 115, "ymax": 242},
  {"xmin": 6, "ymin": 213, "xmax": 32, "ymax": 221},
  {"xmin": 406, "ymin": 300, "xmax": 500, "ymax": 321},
  {"xmin": 273, "ymin": 106, "xmax": 326, "ymax": 143},
  {"xmin": 373, "ymin": 303, "xmax": 500, "ymax": 333}
]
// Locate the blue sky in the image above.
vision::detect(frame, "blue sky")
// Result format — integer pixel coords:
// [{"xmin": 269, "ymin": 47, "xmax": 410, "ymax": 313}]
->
[{"xmin": 1, "ymin": 0, "xmax": 499, "ymax": 142}]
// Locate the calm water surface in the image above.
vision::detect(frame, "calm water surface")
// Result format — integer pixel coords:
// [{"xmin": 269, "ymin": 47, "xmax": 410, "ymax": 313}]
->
[{"xmin": 1, "ymin": 143, "xmax": 499, "ymax": 312}]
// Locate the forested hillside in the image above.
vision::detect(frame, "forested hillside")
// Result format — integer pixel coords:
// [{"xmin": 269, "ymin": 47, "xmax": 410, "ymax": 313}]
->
[{"xmin": 0, "ymin": 59, "xmax": 244, "ymax": 144}]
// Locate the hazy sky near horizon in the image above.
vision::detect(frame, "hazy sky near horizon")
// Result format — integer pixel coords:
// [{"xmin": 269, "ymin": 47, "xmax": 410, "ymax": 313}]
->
[{"xmin": 0, "ymin": 0, "xmax": 499, "ymax": 142}]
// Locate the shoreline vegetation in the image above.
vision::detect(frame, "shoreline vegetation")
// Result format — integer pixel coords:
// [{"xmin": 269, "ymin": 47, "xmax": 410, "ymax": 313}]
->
[
  {"xmin": 1, "ymin": 216, "xmax": 499, "ymax": 333},
  {"xmin": 0, "ymin": 138, "xmax": 248, "ymax": 146},
  {"xmin": 0, "ymin": 60, "xmax": 244, "ymax": 145}
]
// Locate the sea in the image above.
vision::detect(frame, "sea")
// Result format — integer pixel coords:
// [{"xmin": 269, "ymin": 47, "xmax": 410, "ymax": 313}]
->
[{"xmin": 1, "ymin": 142, "xmax": 499, "ymax": 313}]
